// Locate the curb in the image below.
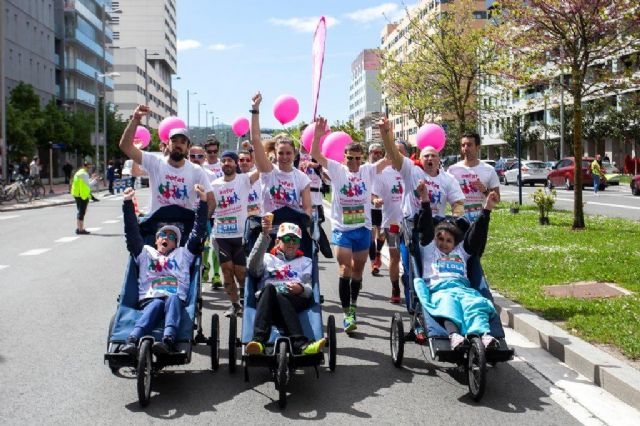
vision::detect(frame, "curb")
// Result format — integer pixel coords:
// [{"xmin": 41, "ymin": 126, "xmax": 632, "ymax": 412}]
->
[{"xmin": 0, "ymin": 189, "xmax": 111, "ymax": 212}]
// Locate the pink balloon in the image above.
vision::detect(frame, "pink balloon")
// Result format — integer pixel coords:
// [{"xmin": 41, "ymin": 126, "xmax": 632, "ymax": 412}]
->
[
  {"xmin": 301, "ymin": 122, "xmax": 331, "ymax": 153},
  {"xmin": 232, "ymin": 117, "xmax": 250, "ymax": 137},
  {"xmin": 134, "ymin": 126, "xmax": 151, "ymax": 149},
  {"xmin": 272, "ymin": 95, "xmax": 299, "ymax": 125},
  {"xmin": 158, "ymin": 116, "xmax": 186, "ymax": 142},
  {"xmin": 321, "ymin": 131, "xmax": 352, "ymax": 162},
  {"xmin": 416, "ymin": 123, "xmax": 446, "ymax": 152}
]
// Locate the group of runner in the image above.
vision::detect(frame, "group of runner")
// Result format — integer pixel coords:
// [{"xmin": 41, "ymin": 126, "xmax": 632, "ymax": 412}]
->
[{"xmin": 118, "ymin": 92, "xmax": 501, "ymax": 334}]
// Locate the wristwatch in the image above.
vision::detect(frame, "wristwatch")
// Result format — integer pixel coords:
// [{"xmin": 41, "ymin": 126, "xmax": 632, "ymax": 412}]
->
[{"xmin": 250, "ymin": 109, "xmax": 259, "ymax": 114}]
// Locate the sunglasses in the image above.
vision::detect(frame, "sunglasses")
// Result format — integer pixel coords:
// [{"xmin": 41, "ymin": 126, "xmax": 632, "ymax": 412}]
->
[
  {"xmin": 190, "ymin": 154, "xmax": 205, "ymax": 159},
  {"xmin": 206, "ymin": 150, "xmax": 218, "ymax": 154},
  {"xmin": 280, "ymin": 235, "xmax": 301, "ymax": 244},
  {"xmin": 346, "ymin": 156, "xmax": 362, "ymax": 161},
  {"xmin": 238, "ymin": 158, "xmax": 252, "ymax": 163},
  {"xmin": 158, "ymin": 231, "xmax": 177, "ymax": 241}
]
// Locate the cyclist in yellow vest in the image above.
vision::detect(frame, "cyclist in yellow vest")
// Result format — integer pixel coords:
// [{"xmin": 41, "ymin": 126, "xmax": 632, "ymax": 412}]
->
[{"xmin": 71, "ymin": 161, "xmax": 93, "ymax": 234}]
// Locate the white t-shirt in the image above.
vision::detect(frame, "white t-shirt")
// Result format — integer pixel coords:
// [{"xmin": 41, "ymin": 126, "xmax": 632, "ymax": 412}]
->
[
  {"xmin": 211, "ymin": 173, "xmax": 251, "ymax": 239},
  {"xmin": 299, "ymin": 152, "xmax": 323, "ymax": 206},
  {"xmin": 142, "ymin": 151, "xmax": 214, "ymax": 216},
  {"xmin": 399, "ymin": 156, "xmax": 465, "ymax": 218},
  {"xmin": 420, "ymin": 241, "xmax": 471, "ymax": 289},
  {"xmin": 373, "ymin": 166, "xmax": 405, "ymax": 229},
  {"xmin": 326, "ymin": 159, "xmax": 377, "ymax": 231},
  {"xmin": 448, "ymin": 161, "xmax": 500, "ymax": 222},
  {"xmin": 247, "ymin": 179, "xmax": 262, "ymax": 217},
  {"xmin": 204, "ymin": 161, "xmax": 224, "ymax": 180},
  {"xmin": 370, "ymin": 161, "xmax": 383, "ymax": 213},
  {"xmin": 136, "ymin": 245, "xmax": 195, "ymax": 302},
  {"xmin": 259, "ymin": 253, "xmax": 313, "ymax": 296},
  {"xmin": 260, "ymin": 166, "xmax": 311, "ymax": 213}
]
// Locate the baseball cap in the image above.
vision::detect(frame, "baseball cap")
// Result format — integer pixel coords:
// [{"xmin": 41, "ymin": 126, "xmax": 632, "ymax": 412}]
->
[
  {"xmin": 276, "ymin": 222, "xmax": 302, "ymax": 239},
  {"xmin": 169, "ymin": 128, "xmax": 190, "ymax": 142},
  {"xmin": 156, "ymin": 224, "xmax": 182, "ymax": 246}
]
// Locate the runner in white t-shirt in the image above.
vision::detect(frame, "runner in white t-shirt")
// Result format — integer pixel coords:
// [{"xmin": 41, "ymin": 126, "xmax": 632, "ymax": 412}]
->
[
  {"xmin": 118, "ymin": 105, "xmax": 215, "ymax": 217},
  {"xmin": 250, "ymin": 93, "xmax": 312, "ymax": 216},
  {"xmin": 447, "ymin": 132, "xmax": 501, "ymax": 222},
  {"xmin": 203, "ymin": 137, "xmax": 224, "ymax": 180},
  {"xmin": 211, "ymin": 151, "xmax": 260, "ymax": 318},
  {"xmin": 310, "ymin": 117, "xmax": 390, "ymax": 334},
  {"xmin": 368, "ymin": 143, "xmax": 386, "ymax": 276}
]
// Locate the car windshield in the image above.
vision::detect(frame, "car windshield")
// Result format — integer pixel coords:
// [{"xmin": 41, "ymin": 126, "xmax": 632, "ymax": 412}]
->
[{"xmin": 527, "ymin": 162, "xmax": 546, "ymax": 169}]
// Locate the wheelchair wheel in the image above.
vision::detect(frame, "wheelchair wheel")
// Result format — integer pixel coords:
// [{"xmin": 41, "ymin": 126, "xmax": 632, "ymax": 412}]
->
[
  {"xmin": 210, "ymin": 314, "xmax": 220, "ymax": 371},
  {"xmin": 276, "ymin": 341, "xmax": 289, "ymax": 410},
  {"xmin": 390, "ymin": 313, "xmax": 405, "ymax": 368},
  {"xmin": 228, "ymin": 314, "xmax": 237, "ymax": 374},
  {"xmin": 136, "ymin": 340, "xmax": 153, "ymax": 407},
  {"xmin": 327, "ymin": 315, "xmax": 337, "ymax": 371},
  {"xmin": 467, "ymin": 337, "xmax": 487, "ymax": 401}
]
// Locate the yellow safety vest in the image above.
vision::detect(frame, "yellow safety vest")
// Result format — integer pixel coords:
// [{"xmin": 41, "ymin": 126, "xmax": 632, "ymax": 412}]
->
[{"xmin": 71, "ymin": 168, "xmax": 91, "ymax": 200}]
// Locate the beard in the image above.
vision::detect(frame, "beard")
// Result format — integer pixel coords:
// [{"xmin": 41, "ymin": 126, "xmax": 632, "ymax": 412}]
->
[
  {"xmin": 169, "ymin": 150, "xmax": 186, "ymax": 162},
  {"xmin": 223, "ymin": 166, "xmax": 236, "ymax": 176}
]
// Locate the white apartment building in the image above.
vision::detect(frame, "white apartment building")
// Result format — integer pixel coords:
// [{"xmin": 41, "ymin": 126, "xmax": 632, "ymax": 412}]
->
[
  {"xmin": 380, "ymin": 0, "xmax": 487, "ymax": 146},
  {"xmin": 109, "ymin": 0, "xmax": 177, "ymax": 127},
  {"xmin": 349, "ymin": 49, "xmax": 382, "ymax": 136}
]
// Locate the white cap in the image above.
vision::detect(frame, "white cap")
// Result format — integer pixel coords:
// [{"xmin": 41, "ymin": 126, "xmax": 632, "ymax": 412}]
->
[
  {"xmin": 276, "ymin": 222, "xmax": 302, "ymax": 239},
  {"xmin": 169, "ymin": 128, "xmax": 190, "ymax": 142}
]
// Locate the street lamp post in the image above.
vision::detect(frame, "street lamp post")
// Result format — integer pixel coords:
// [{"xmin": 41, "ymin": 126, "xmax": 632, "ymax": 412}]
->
[
  {"xmin": 187, "ymin": 90, "xmax": 197, "ymax": 130},
  {"xmin": 198, "ymin": 102, "xmax": 206, "ymax": 141}
]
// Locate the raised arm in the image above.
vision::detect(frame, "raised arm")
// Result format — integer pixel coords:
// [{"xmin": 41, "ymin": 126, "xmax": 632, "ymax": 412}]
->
[
  {"xmin": 250, "ymin": 92, "xmax": 273, "ymax": 173},
  {"xmin": 463, "ymin": 191, "xmax": 498, "ymax": 256},
  {"xmin": 122, "ymin": 188, "xmax": 144, "ymax": 257},
  {"xmin": 310, "ymin": 116, "xmax": 329, "ymax": 168},
  {"xmin": 379, "ymin": 117, "xmax": 403, "ymax": 171},
  {"xmin": 186, "ymin": 185, "xmax": 210, "ymax": 255},
  {"xmin": 118, "ymin": 105, "xmax": 148, "ymax": 165},
  {"xmin": 247, "ymin": 217, "xmax": 272, "ymax": 278}
]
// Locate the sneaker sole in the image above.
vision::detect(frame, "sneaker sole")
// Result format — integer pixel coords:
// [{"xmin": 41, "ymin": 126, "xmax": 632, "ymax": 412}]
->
[{"xmin": 344, "ymin": 323, "xmax": 357, "ymax": 333}]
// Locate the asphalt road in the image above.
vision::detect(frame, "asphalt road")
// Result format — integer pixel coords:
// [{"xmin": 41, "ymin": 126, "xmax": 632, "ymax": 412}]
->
[
  {"xmin": 499, "ymin": 181, "xmax": 640, "ymax": 221},
  {"xmin": 0, "ymin": 189, "xmax": 636, "ymax": 425}
]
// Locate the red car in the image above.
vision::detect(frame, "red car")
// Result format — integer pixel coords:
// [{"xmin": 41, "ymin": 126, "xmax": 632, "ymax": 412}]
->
[
  {"xmin": 631, "ymin": 175, "xmax": 640, "ymax": 196},
  {"xmin": 547, "ymin": 157, "xmax": 607, "ymax": 190}
]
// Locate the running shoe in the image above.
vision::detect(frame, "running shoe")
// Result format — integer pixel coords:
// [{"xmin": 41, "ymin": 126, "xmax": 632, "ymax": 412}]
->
[
  {"xmin": 449, "ymin": 333, "xmax": 465, "ymax": 349},
  {"xmin": 224, "ymin": 303, "xmax": 242, "ymax": 318},
  {"xmin": 246, "ymin": 341, "xmax": 264, "ymax": 355},
  {"xmin": 343, "ymin": 306, "xmax": 357, "ymax": 333},
  {"xmin": 212, "ymin": 275, "xmax": 223, "ymax": 289},
  {"xmin": 390, "ymin": 287, "xmax": 401, "ymax": 304},
  {"xmin": 302, "ymin": 338, "xmax": 327, "ymax": 355},
  {"xmin": 482, "ymin": 334, "xmax": 499, "ymax": 349}
]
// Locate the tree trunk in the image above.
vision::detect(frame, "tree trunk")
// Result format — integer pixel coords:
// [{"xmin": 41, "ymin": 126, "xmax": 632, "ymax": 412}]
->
[{"xmin": 572, "ymin": 82, "xmax": 585, "ymax": 229}]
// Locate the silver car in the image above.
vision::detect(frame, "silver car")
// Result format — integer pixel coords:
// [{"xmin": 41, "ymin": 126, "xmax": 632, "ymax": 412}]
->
[{"xmin": 503, "ymin": 160, "xmax": 549, "ymax": 186}]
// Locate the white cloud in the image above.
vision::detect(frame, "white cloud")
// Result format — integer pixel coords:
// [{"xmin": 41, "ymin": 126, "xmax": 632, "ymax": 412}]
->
[
  {"xmin": 269, "ymin": 16, "xmax": 339, "ymax": 33},
  {"xmin": 177, "ymin": 39, "xmax": 201, "ymax": 51},
  {"xmin": 208, "ymin": 43, "xmax": 243, "ymax": 51},
  {"xmin": 345, "ymin": 3, "xmax": 399, "ymax": 23}
]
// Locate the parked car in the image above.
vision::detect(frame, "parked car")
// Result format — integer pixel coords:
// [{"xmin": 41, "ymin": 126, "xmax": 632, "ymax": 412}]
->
[
  {"xmin": 544, "ymin": 160, "xmax": 557, "ymax": 171},
  {"xmin": 482, "ymin": 159, "xmax": 496, "ymax": 168},
  {"xmin": 602, "ymin": 160, "xmax": 621, "ymax": 185},
  {"xmin": 494, "ymin": 157, "xmax": 518, "ymax": 183},
  {"xmin": 631, "ymin": 175, "xmax": 640, "ymax": 196},
  {"xmin": 547, "ymin": 157, "xmax": 607, "ymax": 190},
  {"xmin": 503, "ymin": 160, "xmax": 549, "ymax": 186}
]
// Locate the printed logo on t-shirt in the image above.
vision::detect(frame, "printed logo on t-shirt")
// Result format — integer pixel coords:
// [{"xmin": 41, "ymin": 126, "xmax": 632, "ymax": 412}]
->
[
  {"xmin": 340, "ymin": 180, "xmax": 366, "ymax": 197},
  {"xmin": 247, "ymin": 188, "xmax": 260, "ymax": 215},
  {"xmin": 158, "ymin": 175, "xmax": 189, "ymax": 202},
  {"xmin": 150, "ymin": 275, "xmax": 178, "ymax": 294},
  {"xmin": 434, "ymin": 253, "xmax": 465, "ymax": 276},
  {"xmin": 268, "ymin": 263, "xmax": 299, "ymax": 280},
  {"xmin": 391, "ymin": 181, "xmax": 403, "ymax": 195},
  {"xmin": 216, "ymin": 191, "xmax": 241, "ymax": 209},
  {"xmin": 269, "ymin": 183, "xmax": 299, "ymax": 204},
  {"xmin": 148, "ymin": 256, "xmax": 179, "ymax": 272}
]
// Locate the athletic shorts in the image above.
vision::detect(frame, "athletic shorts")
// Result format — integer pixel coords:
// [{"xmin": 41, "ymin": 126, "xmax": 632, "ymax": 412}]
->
[
  {"xmin": 383, "ymin": 228, "xmax": 402, "ymax": 249},
  {"xmin": 332, "ymin": 227, "xmax": 371, "ymax": 252},
  {"xmin": 213, "ymin": 237, "xmax": 246, "ymax": 266},
  {"xmin": 371, "ymin": 209, "xmax": 382, "ymax": 227}
]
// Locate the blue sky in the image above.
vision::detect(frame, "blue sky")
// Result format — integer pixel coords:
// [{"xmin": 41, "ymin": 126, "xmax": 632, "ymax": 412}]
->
[{"xmin": 174, "ymin": 1, "xmax": 410, "ymax": 129}]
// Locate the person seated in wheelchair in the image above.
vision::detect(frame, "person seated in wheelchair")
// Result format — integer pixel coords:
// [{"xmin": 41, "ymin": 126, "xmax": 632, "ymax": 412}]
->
[
  {"xmin": 245, "ymin": 218, "xmax": 326, "ymax": 356},
  {"xmin": 414, "ymin": 180, "xmax": 499, "ymax": 350},
  {"xmin": 120, "ymin": 185, "xmax": 208, "ymax": 355}
]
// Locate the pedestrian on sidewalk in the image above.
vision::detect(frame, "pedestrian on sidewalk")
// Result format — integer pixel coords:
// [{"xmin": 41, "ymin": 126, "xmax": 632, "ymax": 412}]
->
[
  {"xmin": 107, "ymin": 161, "xmax": 115, "ymax": 194},
  {"xmin": 71, "ymin": 161, "xmax": 94, "ymax": 235},
  {"xmin": 62, "ymin": 161, "xmax": 73, "ymax": 184}
]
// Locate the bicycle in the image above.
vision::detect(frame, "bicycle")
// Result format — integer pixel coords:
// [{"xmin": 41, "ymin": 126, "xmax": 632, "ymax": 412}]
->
[
  {"xmin": 1, "ymin": 177, "xmax": 33, "ymax": 203},
  {"xmin": 26, "ymin": 176, "xmax": 46, "ymax": 199}
]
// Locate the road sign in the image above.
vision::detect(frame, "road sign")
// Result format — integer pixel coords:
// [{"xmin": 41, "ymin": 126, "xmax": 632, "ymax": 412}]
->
[{"xmin": 51, "ymin": 143, "xmax": 65, "ymax": 149}]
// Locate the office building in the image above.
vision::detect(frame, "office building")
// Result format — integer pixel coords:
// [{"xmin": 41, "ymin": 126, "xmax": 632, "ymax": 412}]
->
[{"xmin": 349, "ymin": 49, "xmax": 382, "ymax": 136}]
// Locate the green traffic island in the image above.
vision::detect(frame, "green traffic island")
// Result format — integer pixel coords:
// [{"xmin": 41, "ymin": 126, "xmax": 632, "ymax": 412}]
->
[{"xmin": 486, "ymin": 204, "xmax": 640, "ymax": 361}]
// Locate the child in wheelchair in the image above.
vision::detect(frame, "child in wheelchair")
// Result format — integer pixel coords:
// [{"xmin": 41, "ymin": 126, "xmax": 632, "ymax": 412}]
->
[
  {"xmin": 244, "ymin": 217, "xmax": 326, "ymax": 356},
  {"xmin": 414, "ymin": 181, "xmax": 500, "ymax": 350},
  {"xmin": 120, "ymin": 185, "xmax": 208, "ymax": 355}
]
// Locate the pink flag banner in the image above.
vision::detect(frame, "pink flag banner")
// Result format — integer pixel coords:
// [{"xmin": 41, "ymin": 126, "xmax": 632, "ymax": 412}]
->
[{"xmin": 311, "ymin": 16, "xmax": 326, "ymax": 121}]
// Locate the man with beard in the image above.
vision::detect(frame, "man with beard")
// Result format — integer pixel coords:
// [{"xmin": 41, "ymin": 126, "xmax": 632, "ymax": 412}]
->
[
  {"xmin": 210, "ymin": 151, "xmax": 259, "ymax": 317},
  {"xmin": 119, "ymin": 105, "xmax": 215, "ymax": 217}
]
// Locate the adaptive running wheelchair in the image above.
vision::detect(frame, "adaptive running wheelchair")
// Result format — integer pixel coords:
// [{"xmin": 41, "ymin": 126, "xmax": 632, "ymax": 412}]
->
[
  {"xmin": 390, "ymin": 214, "xmax": 514, "ymax": 401},
  {"xmin": 104, "ymin": 205, "xmax": 219, "ymax": 407},
  {"xmin": 231, "ymin": 206, "xmax": 337, "ymax": 409}
]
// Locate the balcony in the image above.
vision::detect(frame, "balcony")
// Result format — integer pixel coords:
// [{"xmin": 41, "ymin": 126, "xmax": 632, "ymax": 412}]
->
[
  {"xmin": 74, "ymin": 0, "xmax": 103, "ymax": 30},
  {"xmin": 75, "ymin": 58, "xmax": 100, "ymax": 79},
  {"xmin": 76, "ymin": 88, "xmax": 96, "ymax": 105},
  {"xmin": 74, "ymin": 29, "xmax": 103, "ymax": 58}
]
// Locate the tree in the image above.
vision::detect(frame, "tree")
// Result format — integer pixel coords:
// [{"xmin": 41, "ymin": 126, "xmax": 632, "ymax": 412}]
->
[
  {"xmin": 331, "ymin": 120, "xmax": 364, "ymax": 143},
  {"xmin": 5, "ymin": 83, "xmax": 43, "ymax": 162},
  {"xmin": 37, "ymin": 99, "xmax": 72, "ymax": 148},
  {"xmin": 494, "ymin": 0, "xmax": 640, "ymax": 229},
  {"xmin": 501, "ymin": 116, "xmax": 543, "ymax": 157}
]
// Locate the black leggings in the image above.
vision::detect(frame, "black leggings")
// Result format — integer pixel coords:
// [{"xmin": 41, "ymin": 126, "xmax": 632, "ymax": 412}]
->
[{"xmin": 74, "ymin": 197, "xmax": 89, "ymax": 220}]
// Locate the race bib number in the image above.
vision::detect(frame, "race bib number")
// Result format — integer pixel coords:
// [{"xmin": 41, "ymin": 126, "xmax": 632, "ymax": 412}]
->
[
  {"xmin": 216, "ymin": 216, "xmax": 239, "ymax": 234},
  {"xmin": 151, "ymin": 276, "xmax": 178, "ymax": 294},
  {"xmin": 342, "ymin": 204, "xmax": 365, "ymax": 225}
]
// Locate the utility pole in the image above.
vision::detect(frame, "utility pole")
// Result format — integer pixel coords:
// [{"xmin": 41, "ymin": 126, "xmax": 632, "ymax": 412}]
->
[{"xmin": 0, "ymin": 0, "xmax": 7, "ymax": 181}]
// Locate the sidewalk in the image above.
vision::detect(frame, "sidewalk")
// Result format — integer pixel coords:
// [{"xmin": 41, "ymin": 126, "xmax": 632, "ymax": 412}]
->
[{"xmin": 0, "ymin": 182, "xmax": 110, "ymax": 212}]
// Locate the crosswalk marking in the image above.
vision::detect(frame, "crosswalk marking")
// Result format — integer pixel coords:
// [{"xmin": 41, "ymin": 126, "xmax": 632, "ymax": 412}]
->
[
  {"xmin": 102, "ymin": 220, "xmax": 120, "ymax": 224},
  {"xmin": 0, "ymin": 265, "xmax": 9, "ymax": 271},
  {"xmin": 85, "ymin": 227, "xmax": 102, "ymax": 232},
  {"xmin": 0, "ymin": 215, "xmax": 21, "ymax": 220},
  {"xmin": 55, "ymin": 236, "xmax": 80, "ymax": 243},
  {"xmin": 19, "ymin": 248, "xmax": 51, "ymax": 256}
]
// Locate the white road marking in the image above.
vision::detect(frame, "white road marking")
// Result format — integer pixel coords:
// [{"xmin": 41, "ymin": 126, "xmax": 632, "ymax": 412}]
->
[
  {"xmin": 0, "ymin": 215, "xmax": 21, "ymax": 220},
  {"xmin": 85, "ymin": 227, "xmax": 102, "ymax": 232},
  {"xmin": 117, "ymin": 214, "xmax": 123, "ymax": 219},
  {"xmin": 501, "ymin": 190, "xmax": 640, "ymax": 210},
  {"xmin": 55, "ymin": 236, "xmax": 80, "ymax": 243},
  {"xmin": 0, "ymin": 265, "xmax": 9, "ymax": 271},
  {"xmin": 19, "ymin": 248, "xmax": 51, "ymax": 256},
  {"xmin": 102, "ymin": 220, "xmax": 120, "ymax": 224}
]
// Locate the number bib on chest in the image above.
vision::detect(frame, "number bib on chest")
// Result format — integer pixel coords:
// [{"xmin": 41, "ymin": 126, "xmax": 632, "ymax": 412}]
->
[
  {"xmin": 216, "ymin": 216, "xmax": 239, "ymax": 234},
  {"xmin": 342, "ymin": 204, "xmax": 365, "ymax": 225}
]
